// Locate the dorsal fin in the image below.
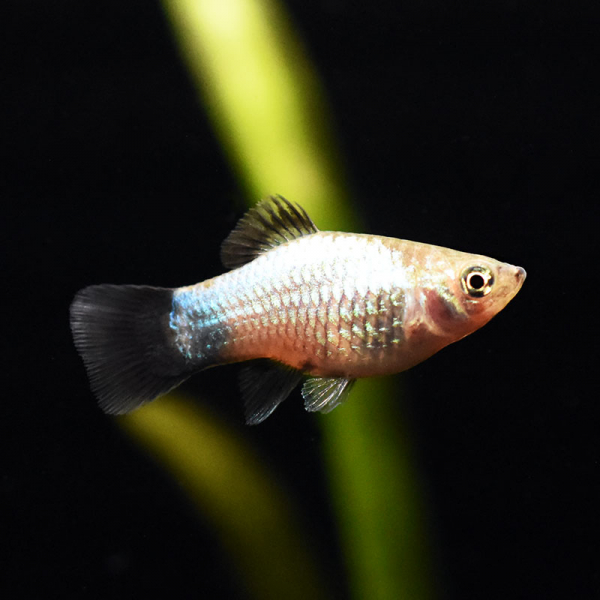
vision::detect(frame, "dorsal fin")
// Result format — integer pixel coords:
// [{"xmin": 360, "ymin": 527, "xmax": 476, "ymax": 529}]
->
[{"xmin": 220, "ymin": 195, "xmax": 319, "ymax": 269}]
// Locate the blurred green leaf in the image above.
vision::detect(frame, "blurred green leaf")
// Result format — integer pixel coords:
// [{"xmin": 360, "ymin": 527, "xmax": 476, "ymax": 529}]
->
[
  {"xmin": 321, "ymin": 377, "xmax": 435, "ymax": 600},
  {"xmin": 121, "ymin": 395, "xmax": 331, "ymax": 600},
  {"xmin": 119, "ymin": 1, "xmax": 440, "ymax": 598},
  {"xmin": 161, "ymin": 0, "xmax": 354, "ymax": 231}
]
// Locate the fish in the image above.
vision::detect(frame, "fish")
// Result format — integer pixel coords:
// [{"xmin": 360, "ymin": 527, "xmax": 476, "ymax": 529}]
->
[{"xmin": 70, "ymin": 195, "xmax": 526, "ymax": 424}]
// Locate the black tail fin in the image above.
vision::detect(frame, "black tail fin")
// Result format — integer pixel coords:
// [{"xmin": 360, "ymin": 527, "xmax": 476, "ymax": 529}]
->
[{"xmin": 70, "ymin": 284, "xmax": 189, "ymax": 414}]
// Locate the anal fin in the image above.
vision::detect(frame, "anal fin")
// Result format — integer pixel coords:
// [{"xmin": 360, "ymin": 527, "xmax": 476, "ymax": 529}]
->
[
  {"xmin": 239, "ymin": 359, "xmax": 303, "ymax": 425},
  {"xmin": 302, "ymin": 377, "xmax": 355, "ymax": 414}
]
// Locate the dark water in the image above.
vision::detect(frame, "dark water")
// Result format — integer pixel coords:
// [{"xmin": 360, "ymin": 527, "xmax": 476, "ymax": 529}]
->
[{"xmin": 3, "ymin": 1, "xmax": 598, "ymax": 598}]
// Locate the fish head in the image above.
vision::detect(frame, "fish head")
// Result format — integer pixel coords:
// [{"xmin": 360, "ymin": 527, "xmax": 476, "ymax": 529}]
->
[{"xmin": 424, "ymin": 251, "xmax": 527, "ymax": 341}]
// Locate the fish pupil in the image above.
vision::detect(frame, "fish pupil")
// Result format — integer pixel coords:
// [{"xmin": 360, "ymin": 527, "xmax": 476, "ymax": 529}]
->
[{"xmin": 468, "ymin": 274, "xmax": 485, "ymax": 290}]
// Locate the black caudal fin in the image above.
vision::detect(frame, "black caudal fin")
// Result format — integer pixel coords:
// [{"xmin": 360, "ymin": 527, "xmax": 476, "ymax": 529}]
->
[{"xmin": 70, "ymin": 284, "xmax": 189, "ymax": 414}]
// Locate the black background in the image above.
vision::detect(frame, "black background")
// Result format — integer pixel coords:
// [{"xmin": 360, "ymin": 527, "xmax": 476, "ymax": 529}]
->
[{"xmin": 3, "ymin": 1, "xmax": 598, "ymax": 598}]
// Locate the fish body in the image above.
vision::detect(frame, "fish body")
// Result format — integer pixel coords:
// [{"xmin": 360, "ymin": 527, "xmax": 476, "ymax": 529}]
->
[{"xmin": 70, "ymin": 196, "xmax": 526, "ymax": 423}]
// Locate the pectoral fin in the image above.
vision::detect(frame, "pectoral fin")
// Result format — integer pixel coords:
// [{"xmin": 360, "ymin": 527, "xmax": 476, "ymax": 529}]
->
[{"xmin": 302, "ymin": 376, "xmax": 355, "ymax": 414}]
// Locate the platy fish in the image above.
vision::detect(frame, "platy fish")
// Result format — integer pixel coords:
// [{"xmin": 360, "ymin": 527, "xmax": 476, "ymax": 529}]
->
[{"xmin": 70, "ymin": 196, "xmax": 526, "ymax": 424}]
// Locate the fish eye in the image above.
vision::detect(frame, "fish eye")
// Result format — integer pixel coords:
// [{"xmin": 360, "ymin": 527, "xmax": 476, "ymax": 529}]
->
[{"xmin": 461, "ymin": 266, "xmax": 494, "ymax": 297}]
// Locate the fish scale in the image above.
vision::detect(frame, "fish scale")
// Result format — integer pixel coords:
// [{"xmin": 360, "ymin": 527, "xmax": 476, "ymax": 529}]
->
[
  {"xmin": 171, "ymin": 233, "xmax": 410, "ymax": 376},
  {"xmin": 70, "ymin": 195, "xmax": 525, "ymax": 423}
]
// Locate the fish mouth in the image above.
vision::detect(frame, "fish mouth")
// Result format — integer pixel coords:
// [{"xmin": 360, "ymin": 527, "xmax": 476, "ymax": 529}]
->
[
  {"xmin": 515, "ymin": 266, "xmax": 527, "ymax": 283},
  {"xmin": 495, "ymin": 264, "xmax": 526, "ymax": 301},
  {"xmin": 507, "ymin": 265, "xmax": 526, "ymax": 298}
]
